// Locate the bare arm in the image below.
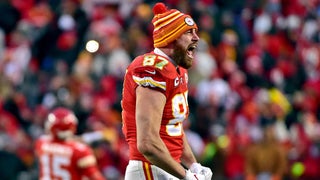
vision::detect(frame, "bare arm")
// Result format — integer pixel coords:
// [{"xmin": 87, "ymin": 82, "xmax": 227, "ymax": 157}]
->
[
  {"xmin": 180, "ymin": 132, "xmax": 197, "ymax": 169},
  {"xmin": 136, "ymin": 86, "xmax": 186, "ymax": 179}
]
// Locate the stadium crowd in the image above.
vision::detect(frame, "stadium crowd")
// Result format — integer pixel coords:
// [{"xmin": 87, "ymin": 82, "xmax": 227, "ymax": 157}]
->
[{"xmin": 0, "ymin": 0, "xmax": 319, "ymax": 179}]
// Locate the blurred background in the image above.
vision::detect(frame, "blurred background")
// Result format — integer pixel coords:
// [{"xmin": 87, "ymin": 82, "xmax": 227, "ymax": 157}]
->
[{"xmin": 0, "ymin": 0, "xmax": 320, "ymax": 179}]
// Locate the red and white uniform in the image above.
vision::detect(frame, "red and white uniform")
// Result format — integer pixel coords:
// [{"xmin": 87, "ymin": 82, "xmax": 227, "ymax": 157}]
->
[
  {"xmin": 35, "ymin": 135, "xmax": 103, "ymax": 180},
  {"xmin": 122, "ymin": 49, "xmax": 189, "ymax": 164}
]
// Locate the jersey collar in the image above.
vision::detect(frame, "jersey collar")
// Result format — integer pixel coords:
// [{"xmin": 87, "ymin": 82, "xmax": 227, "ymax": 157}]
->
[{"xmin": 154, "ymin": 48, "xmax": 177, "ymax": 67}]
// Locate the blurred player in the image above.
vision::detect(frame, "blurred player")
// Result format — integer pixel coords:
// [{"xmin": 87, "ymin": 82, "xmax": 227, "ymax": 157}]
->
[
  {"xmin": 35, "ymin": 107, "xmax": 106, "ymax": 180},
  {"xmin": 121, "ymin": 2, "xmax": 212, "ymax": 180}
]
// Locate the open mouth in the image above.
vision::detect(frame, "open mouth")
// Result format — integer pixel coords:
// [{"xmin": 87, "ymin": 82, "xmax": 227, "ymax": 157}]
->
[{"xmin": 186, "ymin": 44, "xmax": 197, "ymax": 59}]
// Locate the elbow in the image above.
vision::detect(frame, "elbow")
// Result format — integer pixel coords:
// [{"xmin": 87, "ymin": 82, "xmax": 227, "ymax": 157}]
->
[{"xmin": 137, "ymin": 139, "xmax": 154, "ymax": 156}]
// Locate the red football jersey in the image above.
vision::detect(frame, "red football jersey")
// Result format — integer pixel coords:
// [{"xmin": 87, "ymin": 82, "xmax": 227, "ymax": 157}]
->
[
  {"xmin": 35, "ymin": 135, "xmax": 102, "ymax": 180},
  {"xmin": 121, "ymin": 51, "xmax": 189, "ymax": 163}
]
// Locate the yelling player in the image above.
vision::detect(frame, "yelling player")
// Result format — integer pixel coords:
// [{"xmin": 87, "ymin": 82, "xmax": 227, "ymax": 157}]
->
[
  {"xmin": 35, "ymin": 107, "xmax": 106, "ymax": 180},
  {"xmin": 121, "ymin": 3, "xmax": 213, "ymax": 180}
]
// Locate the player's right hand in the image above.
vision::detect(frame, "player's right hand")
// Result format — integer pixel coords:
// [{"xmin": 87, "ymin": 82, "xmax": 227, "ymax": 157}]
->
[
  {"xmin": 183, "ymin": 169, "xmax": 205, "ymax": 180},
  {"xmin": 190, "ymin": 163, "xmax": 212, "ymax": 180}
]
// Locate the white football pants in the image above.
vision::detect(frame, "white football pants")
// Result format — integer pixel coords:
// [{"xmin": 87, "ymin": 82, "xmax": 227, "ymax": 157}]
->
[{"xmin": 124, "ymin": 160, "xmax": 180, "ymax": 180}]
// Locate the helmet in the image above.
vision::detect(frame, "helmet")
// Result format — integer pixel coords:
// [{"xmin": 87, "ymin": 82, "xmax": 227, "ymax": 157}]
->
[{"xmin": 45, "ymin": 107, "xmax": 78, "ymax": 140}]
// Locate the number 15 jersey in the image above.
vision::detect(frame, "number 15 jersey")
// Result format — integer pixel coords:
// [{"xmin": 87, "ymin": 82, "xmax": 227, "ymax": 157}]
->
[
  {"xmin": 121, "ymin": 50, "xmax": 189, "ymax": 163},
  {"xmin": 35, "ymin": 135, "xmax": 104, "ymax": 180}
]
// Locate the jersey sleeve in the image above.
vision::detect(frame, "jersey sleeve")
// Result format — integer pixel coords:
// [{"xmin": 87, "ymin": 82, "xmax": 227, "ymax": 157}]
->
[
  {"xmin": 132, "ymin": 66, "xmax": 167, "ymax": 93},
  {"xmin": 34, "ymin": 136, "xmax": 47, "ymax": 156},
  {"xmin": 34, "ymin": 139, "xmax": 41, "ymax": 158},
  {"xmin": 73, "ymin": 143, "xmax": 101, "ymax": 178}
]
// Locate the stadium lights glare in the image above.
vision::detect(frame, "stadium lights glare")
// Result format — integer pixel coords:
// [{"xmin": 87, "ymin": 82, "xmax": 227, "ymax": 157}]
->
[{"xmin": 86, "ymin": 40, "xmax": 99, "ymax": 53}]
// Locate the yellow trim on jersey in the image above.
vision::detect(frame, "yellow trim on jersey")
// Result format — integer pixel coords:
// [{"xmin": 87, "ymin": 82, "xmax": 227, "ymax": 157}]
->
[
  {"xmin": 77, "ymin": 155, "xmax": 96, "ymax": 168},
  {"xmin": 133, "ymin": 76, "xmax": 166, "ymax": 90}
]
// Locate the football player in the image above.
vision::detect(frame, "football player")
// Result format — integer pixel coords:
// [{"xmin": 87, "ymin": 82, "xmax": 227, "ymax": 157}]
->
[
  {"xmin": 35, "ymin": 107, "xmax": 106, "ymax": 180},
  {"xmin": 121, "ymin": 2, "xmax": 212, "ymax": 180}
]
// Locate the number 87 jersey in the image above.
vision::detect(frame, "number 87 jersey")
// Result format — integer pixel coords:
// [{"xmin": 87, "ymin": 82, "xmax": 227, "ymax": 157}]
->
[{"xmin": 121, "ymin": 51, "xmax": 189, "ymax": 163}]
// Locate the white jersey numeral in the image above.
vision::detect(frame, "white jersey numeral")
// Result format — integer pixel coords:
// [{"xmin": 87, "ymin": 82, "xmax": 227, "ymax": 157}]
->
[
  {"xmin": 143, "ymin": 55, "xmax": 168, "ymax": 70},
  {"xmin": 40, "ymin": 154, "xmax": 71, "ymax": 180},
  {"xmin": 166, "ymin": 91, "xmax": 188, "ymax": 136}
]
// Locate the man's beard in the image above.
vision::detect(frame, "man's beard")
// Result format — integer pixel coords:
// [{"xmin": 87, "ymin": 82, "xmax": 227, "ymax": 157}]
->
[{"xmin": 172, "ymin": 42, "xmax": 193, "ymax": 69}]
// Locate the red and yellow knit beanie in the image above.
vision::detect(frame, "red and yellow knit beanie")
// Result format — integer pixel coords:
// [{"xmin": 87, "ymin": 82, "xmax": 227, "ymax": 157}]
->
[{"xmin": 152, "ymin": 3, "xmax": 198, "ymax": 48}]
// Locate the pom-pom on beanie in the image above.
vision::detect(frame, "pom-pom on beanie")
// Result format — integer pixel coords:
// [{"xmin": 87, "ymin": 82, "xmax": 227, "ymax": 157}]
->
[{"xmin": 152, "ymin": 3, "xmax": 198, "ymax": 48}]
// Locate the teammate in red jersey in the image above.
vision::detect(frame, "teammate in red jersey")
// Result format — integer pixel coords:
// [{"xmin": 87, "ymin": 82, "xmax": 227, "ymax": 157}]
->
[
  {"xmin": 35, "ymin": 107, "xmax": 106, "ymax": 180},
  {"xmin": 121, "ymin": 3, "xmax": 212, "ymax": 180}
]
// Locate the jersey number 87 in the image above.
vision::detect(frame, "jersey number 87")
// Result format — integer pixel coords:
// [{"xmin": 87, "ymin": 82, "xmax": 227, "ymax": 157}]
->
[{"xmin": 167, "ymin": 91, "xmax": 188, "ymax": 136}]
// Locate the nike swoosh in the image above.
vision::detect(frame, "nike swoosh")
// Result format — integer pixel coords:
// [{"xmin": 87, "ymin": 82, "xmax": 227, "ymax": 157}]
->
[{"xmin": 145, "ymin": 70, "xmax": 156, "ymax": 74}]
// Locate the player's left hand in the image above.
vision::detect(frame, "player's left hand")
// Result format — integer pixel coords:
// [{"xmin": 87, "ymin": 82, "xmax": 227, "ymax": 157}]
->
[{"xmin": 190, "ymin": 163, "xmax": 212, "ymax": 180}]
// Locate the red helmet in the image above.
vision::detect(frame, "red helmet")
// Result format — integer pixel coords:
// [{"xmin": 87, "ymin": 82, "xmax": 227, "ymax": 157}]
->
[{"xmin": 45, "ymin": 107, "xmax": 78, "ymax": 140}]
